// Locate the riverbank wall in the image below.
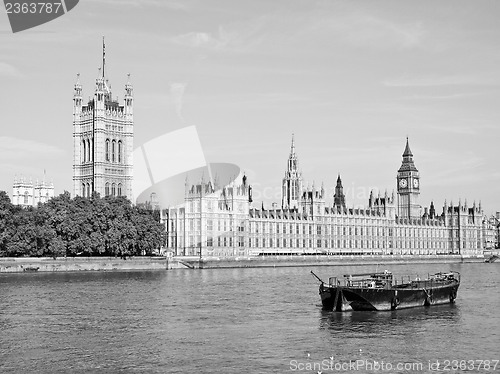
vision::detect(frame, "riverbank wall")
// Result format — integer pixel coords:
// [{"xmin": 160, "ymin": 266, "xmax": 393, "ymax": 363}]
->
[
  {"xmin": 0, "ymin": 257, "xmax": 169, "ymax": 273},
  {"xmin": 171, "ymin": 254, "xmax": 486, "ymax": 269},
  {"xmin": 0, "ymin": 254, "xmax": 487, "ymax": 273}
]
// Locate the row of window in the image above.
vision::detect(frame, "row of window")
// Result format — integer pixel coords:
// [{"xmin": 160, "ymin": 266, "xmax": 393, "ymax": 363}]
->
[
  {"xmin": 82, "ymin": 183, "xmax": 93, "ymax": 198},
  {"xmin": 105, "ymin": 183, "xmax": 123, "ymax": 197},
  {"xmin": 81, "ymin": 138, "xmax": 124, "ymax": 164},
  {"xmin": 81, "ymin": 182, "xmax": 123, "ymax": 197},
  {"xmin": 82, "ymin": 138, "xmax": 93, "ymax": 163},
  {"xmin": 105, "ymin": 139, "xmax": 123, "ymax": 163},
  {"xmin": 178, "ymin": 237, "xmax": 455, "ymax": 250},
  {"xmin": 180, "ymin": 219, "xmax": 450, "ymax": 239}
]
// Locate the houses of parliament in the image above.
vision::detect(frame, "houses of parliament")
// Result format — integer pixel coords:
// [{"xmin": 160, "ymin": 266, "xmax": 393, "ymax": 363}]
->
[
  {"xmin": 67, "ymin": 43, "xmax": 487, "ymax": 257},
  {"xmin": 162, "ymin": 136, "xmax": 485, "ymax": 258}
]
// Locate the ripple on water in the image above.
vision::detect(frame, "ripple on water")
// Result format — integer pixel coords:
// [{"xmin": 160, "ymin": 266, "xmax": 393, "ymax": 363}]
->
[{"xmin": 0, "ymin": 263, "xmax": 498, "ymax": 373}]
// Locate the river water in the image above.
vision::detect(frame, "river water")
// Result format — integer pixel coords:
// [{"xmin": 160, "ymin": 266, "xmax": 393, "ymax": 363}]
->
[{"xmin": 0, "ymin": 263, "xmax": 499, "ymax": 373}]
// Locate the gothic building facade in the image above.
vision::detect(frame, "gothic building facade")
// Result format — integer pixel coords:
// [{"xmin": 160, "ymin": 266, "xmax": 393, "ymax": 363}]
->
[
  {"xmin": 397, "ymin": 138, "xmax": 421, "ymax": 219},
  {"xmin": 162, "ymin": 137, "xmax": 485, "ymax": 258},
  {"xmin": 281, "ymin": 134, "xmax": 302, "ymax": 210},
  {"xmin": 72, "ymin": 42, "xmax": 134, "ymax": 199},
  {"xmin": 12, "ymin": 175, "xmax": 54, "ymax": 208}
]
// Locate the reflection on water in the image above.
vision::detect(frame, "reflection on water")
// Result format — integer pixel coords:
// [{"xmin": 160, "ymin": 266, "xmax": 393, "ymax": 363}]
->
[{"xmin": 319, "ymin": 303, "xmax": 461, "ymax": 334}]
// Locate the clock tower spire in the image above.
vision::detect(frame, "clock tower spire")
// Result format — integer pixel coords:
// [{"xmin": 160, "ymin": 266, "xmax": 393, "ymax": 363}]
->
[{"xmin": 397, "ymin": 137, "xmax": 421, "ymax": 219}]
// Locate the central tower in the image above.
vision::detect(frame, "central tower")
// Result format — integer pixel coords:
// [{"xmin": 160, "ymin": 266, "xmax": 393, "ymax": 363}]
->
[
  {"xmin": 396, "ymin": 138, "xmax": 421, "ymax": 219},
  {"xmin": 73, "ymin": 39, "xmax": 134, "ymax": 199},
  {"xmin": 282, "ymin": 134, "xmax": 303, "ymax": 210}
]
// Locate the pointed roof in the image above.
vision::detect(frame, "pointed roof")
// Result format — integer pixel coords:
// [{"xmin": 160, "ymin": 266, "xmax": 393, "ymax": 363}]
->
[
  {"xmin": 403, "ymin": 137, "xmax": 413, "ymax": 157},
  {"xmin": 102, "ymin": 36, "xmax": 106, "ymax": 79},
  {"xmin": 398, "ymin": 137, "xmax": 418, "ymax": 172},
  {"xmin": 290, "ymin": 133, "xmax": 295, "ymax": 155}
]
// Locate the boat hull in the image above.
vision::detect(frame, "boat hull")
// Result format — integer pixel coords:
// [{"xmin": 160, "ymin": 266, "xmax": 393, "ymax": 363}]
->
[{"xmin": 320, "ymin": 282, "xmax": 459, "ymax": 312}]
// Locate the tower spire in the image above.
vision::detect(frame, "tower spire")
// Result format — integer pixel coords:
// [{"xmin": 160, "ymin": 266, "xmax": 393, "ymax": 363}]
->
[
  {"xmin": 334, "ymin": 174, "xmax": 346, "ymax": 210},
  {"xmin": 403, "ymin": 137, "xmax": 413, "ymax": 157},
  {"xmin": 282, "ymin": 133, "xmax": 302, "ymax": 209},
  {"xmin": 102, "ymin": 36, "xmax": 105, "ymax": 79}
]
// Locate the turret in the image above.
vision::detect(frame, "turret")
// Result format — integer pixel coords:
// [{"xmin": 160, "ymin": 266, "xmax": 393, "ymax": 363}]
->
[
  {"xmin": 333, "ymin": 174, "xmax": 346, "ymax": 210},
  {"xmin": 282, "ymin": 134, "xmax": 302, "ymax": 210},
  {"xmin": 124, "ymin": 73, "xmax": 133, "ymax": 116},
  {"xmin": 429, "ymin": 201, "xmax": 436, "ymax": 219},
  {"xmin": 73, "ymin": 73, "xmax": 82, "ymax": 115}
]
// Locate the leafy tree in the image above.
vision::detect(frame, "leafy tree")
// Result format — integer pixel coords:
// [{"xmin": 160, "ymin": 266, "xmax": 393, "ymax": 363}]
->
[
  {"xmin": 0, "ymin": 190, "xmax": 166, "ymax": 257},
  {"xmin": 0, "ymin": 191, "xmax": 14, "ymax": 256},
  {"xmin": 7, "ymin": 207, "xmax": 37, "ymax": 256}
]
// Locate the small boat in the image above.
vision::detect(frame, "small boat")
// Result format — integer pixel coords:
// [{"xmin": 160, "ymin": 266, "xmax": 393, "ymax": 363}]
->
[
  {"xmin": 22, "ymin": 266, "xmax": 40, "ymax": 272},
  {"xmin": 485, "ymin": 255, "xmax": 498, "ymax": 263},
  {"xmin": 311, "ymin": 270, "xmax": 460, "ymax": 311}
]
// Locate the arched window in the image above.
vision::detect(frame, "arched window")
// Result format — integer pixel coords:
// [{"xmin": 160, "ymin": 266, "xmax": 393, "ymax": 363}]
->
[
  {"xmin": 117, "ymin": 183, "xmax": 122, "ymax": 196},
  {"xmin": 24, "ymin": 191, "xmax": 29, "ymax": 204},
  {"xmin": 111, "ymin": 183, "xmax": 116, "ymax": 196},
  {"xmin": 105, "ymin": 182, "xmax": 110, "ymax": 196},
  {"xmin": 118, "ymin": 141, "xmax": 122, "ymax": 163},
  {"xmin": 82, "ymin": 183, "xmax": 86, "ymax": 197},
  {"xmin": 105, "ymin": 139, "xmax": 110, "ymax": 162},
  {"xmin": 82, "ymin": 140, "xmax": 86, "ymax": 162},
  {"xmin": 87, "ymin": 183, "xmax": 91, "ymax": 198},
  {"xmin": 112, "ymin": 140, "xmax": 116, "ymax": 163},
  {"xmin": 90, "ymin": 138, "xmax": 93, "ymax": 162},
  {"xmin": 87, "ymin": 139, "xmax": 91, "ymax": 163}
]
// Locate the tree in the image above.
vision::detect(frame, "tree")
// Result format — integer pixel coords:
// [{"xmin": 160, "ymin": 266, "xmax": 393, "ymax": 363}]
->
[
  {"xmin": 0, "ymin": 190, "xmax": 167, "ymax": 257},
  {"xmin": 0, "ymin": 191, "xmax": 14, "ymax": 256},
  {"xmin": 7, "ymin": 207, "xmax": 37, "ymax": 257},
  {"xmin": 132, "ymin": 207, "xmax": 166, "ymax": 255}
]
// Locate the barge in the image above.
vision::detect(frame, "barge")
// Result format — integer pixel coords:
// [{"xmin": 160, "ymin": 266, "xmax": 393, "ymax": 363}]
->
[{"xmin": 312, "ymin": 270, "xmax": 460, "ymax": 311}]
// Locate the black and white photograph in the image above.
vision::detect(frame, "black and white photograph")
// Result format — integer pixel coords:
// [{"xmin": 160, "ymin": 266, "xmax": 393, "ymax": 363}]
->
[{"xmin": 1, "ymin": 1, "xmax": 499, "ymax": 373}]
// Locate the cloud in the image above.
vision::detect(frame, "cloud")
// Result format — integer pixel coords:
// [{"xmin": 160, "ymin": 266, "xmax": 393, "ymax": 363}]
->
[
  {"xmin": 251, "ymin": 4, "xmax": 429, "ymax": 51},
  {"xmin": 84, "ymin": 0, "xmax": 190, "ymax": 10},
  {"xmin": 170, "ymin": 83, "xmax": 187, "ymax": 122},
  {"xmin": 0, "ymin": 137, "xmax": 64, "ymax": 159},
  {"xmin": 401, "ymin": 92, "xmax": 487, "ymax": 100},
  {"xmin": 167, "ymin": 4, "xmax": 429, "ymax": 55},
  {"xmin": 384, "ymin": 75, "xmax": 475, "ymax": 87},
  {"xmin": 383, "ymin": 72, "xmax": 500, "ymax": 88},
  {"xmin": 327, "ymin": 14, "xmax": 426, "ymax": 49},
  {"xmin": 171, "ymin": 27, "xmax": 230, "ymax": 50},
  {"xmin": 0, "ymin": 62, "xmax": 23, "ymax": 79}
]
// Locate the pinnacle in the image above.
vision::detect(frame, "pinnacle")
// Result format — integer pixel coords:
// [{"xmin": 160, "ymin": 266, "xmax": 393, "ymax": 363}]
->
[{"xmin": 403, "ymin": 137, "xmax": 413, "ymax": 157}]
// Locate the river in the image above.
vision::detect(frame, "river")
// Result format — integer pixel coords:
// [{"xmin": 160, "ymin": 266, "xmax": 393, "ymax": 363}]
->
[{"xmin": 1, "ymin": 262, "xmax": 499, "ymax": 373}]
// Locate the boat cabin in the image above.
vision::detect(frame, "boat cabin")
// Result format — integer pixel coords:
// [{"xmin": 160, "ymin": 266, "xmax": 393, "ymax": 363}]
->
[{"xmin": 328, "ymin": 271, "xmax": 393, "ymax": 289}]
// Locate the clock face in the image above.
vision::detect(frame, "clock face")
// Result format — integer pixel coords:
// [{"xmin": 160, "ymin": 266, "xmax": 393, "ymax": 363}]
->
[
  {"xmin": 413, "ymin": 178, "xmax": 419, "ymax": 188},
  {"xmin": 399, "ymin": 178, "xmax": 407, "ymax": 188}
]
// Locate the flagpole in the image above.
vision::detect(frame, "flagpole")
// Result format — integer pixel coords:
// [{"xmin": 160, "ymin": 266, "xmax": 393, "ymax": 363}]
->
[{"xmin": 102, "ymin": 36, "xmax": 105, "ymax": 78}]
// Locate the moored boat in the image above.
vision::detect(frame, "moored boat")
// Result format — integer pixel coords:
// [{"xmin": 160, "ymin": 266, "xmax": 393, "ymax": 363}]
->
[
  {"xmin": 312, "ymin": 270, "xmax": 460, "ymax": 311},
  {"xmin": 22, "ymin": 266, "xmax": 40, "ymax": 272},
  {"xmin": 485, "ymin": 255, "xmax": 498, "ymax": 263}
]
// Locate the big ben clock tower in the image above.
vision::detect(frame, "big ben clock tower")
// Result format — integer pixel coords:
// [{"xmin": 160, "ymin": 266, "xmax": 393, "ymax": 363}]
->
[{"xmin": 397, "ymin": 138, "xmax": 421, "ymax": 219}]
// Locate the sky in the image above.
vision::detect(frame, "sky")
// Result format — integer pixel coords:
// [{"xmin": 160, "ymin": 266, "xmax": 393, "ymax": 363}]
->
[{"xmin": 1, "ymin": 0, "xmax": 499, "ymax": 215}]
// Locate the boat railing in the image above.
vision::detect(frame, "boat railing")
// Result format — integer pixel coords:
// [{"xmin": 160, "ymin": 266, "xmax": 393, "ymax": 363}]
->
[
  {"xmin": 328, "ymin": 277, "xmax": 340, "ymax": 287},
  {"xmin": 325, "ymin": 271, "xmax": 459, "ymax": 289},
  {"xmin": 339, "ymin": 276, "xmax": 392, "ymax": 289}
]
